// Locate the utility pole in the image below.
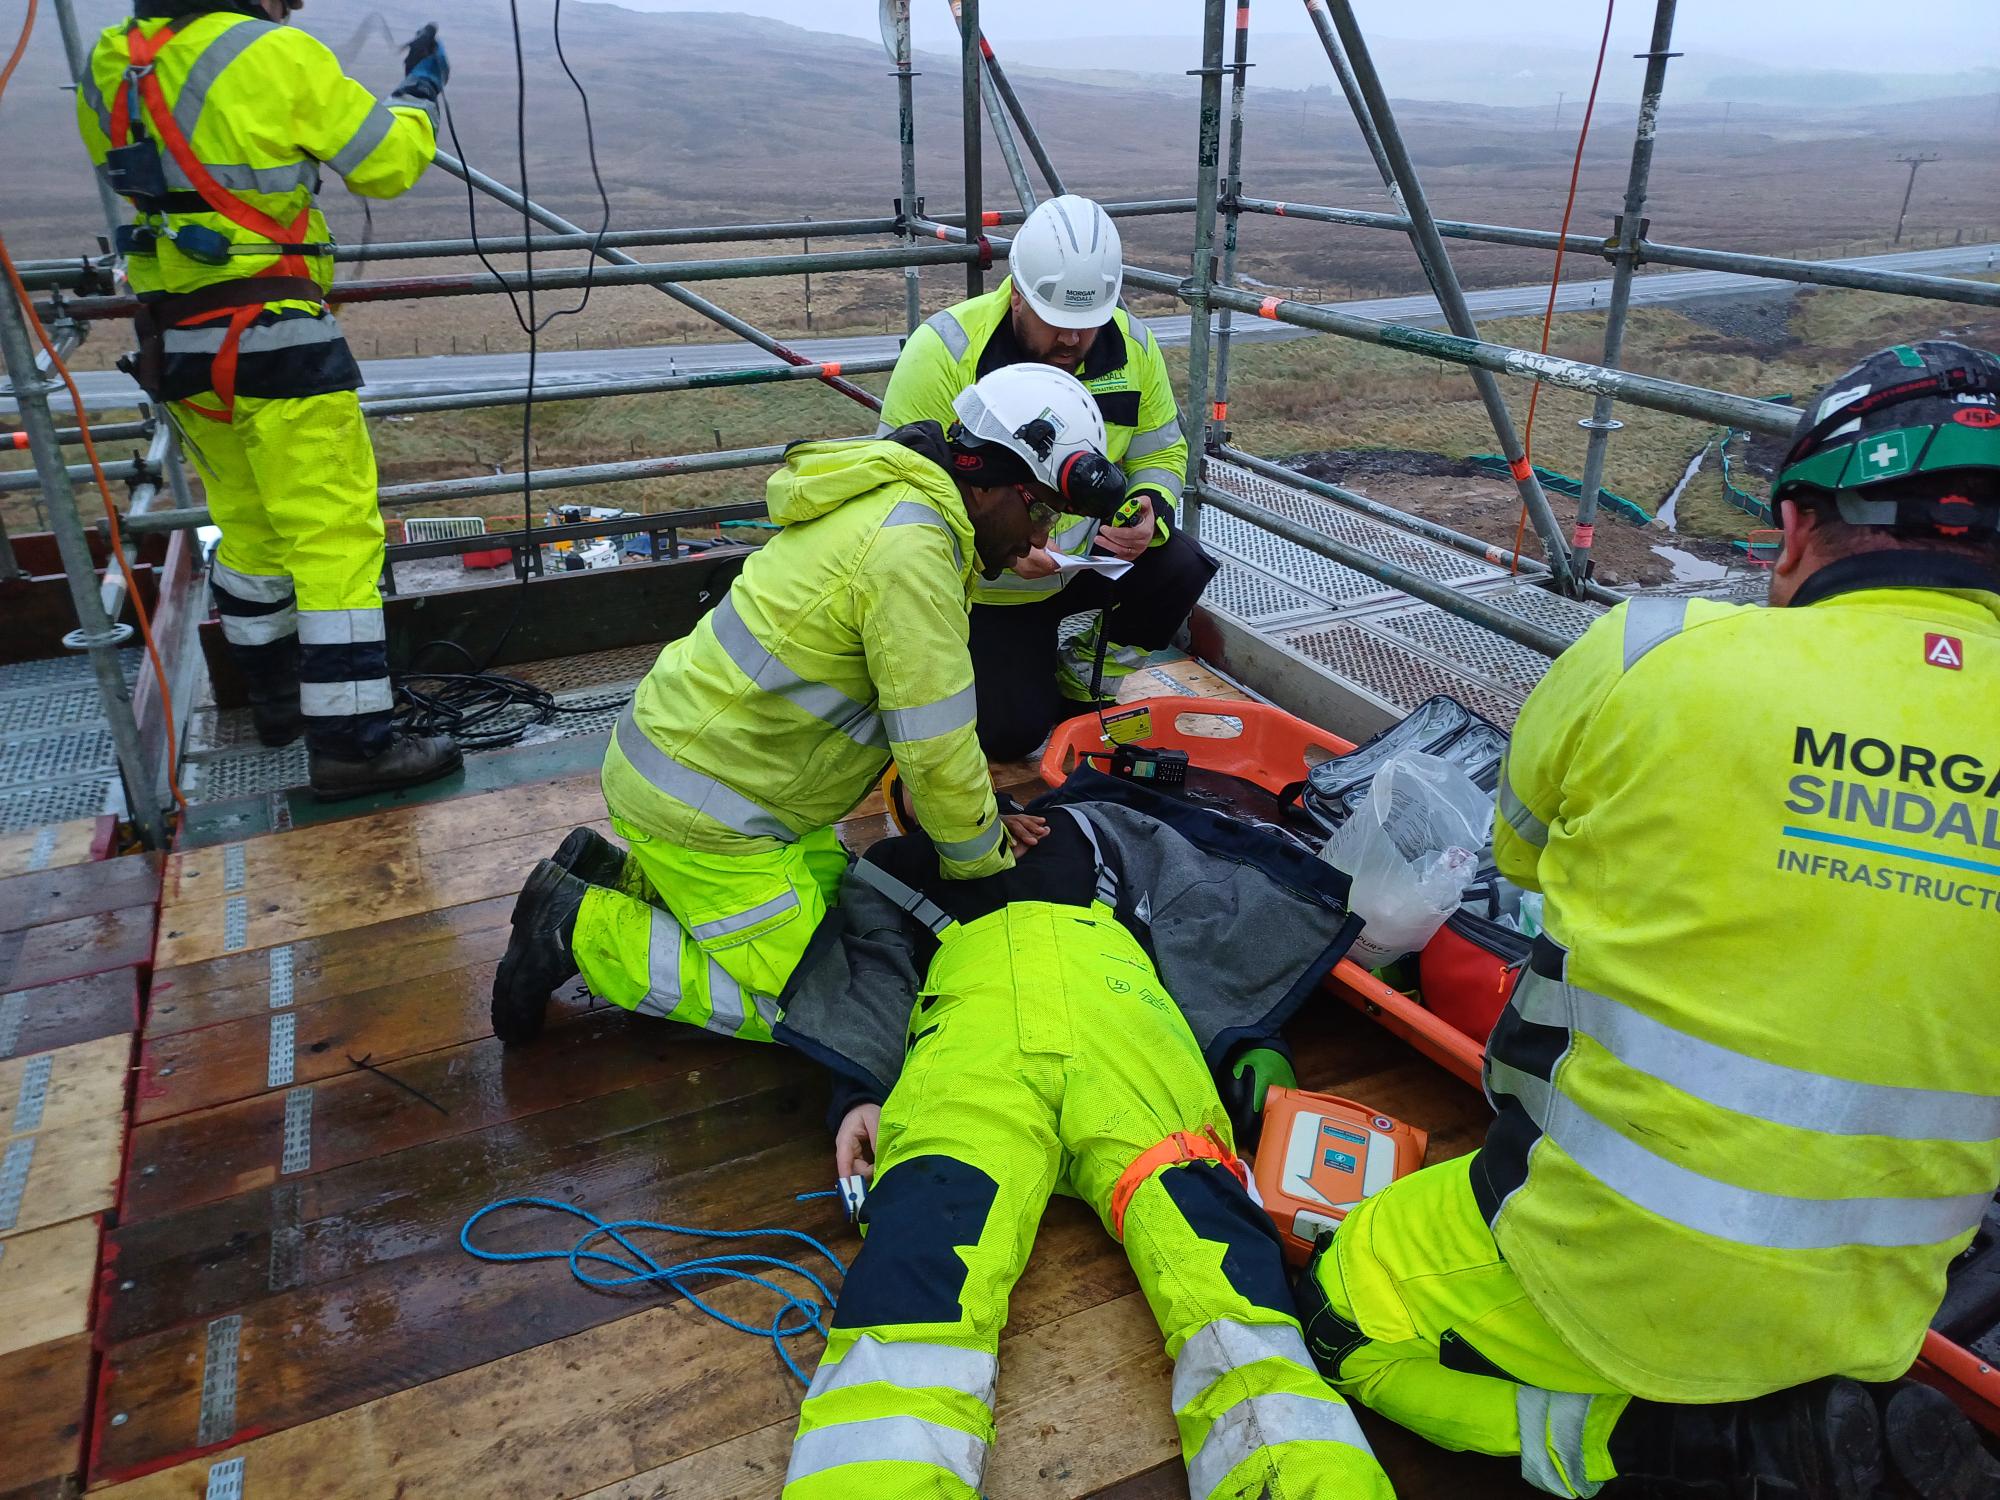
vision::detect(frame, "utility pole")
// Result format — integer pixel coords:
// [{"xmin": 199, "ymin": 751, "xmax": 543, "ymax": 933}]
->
[
  {"xmin": 1893, "ymin": 153, "xmax": 1939, "ymax": 245},
  {"xmin": 1554, "ymin": 91, "xmax": 1565, "ymax": 133}
]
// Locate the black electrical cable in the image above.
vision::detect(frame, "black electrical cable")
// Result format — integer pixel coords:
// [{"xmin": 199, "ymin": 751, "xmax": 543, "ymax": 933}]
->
[{"xmin": 399, "ymin": 0, "xmax": 619, "ymax": 746}]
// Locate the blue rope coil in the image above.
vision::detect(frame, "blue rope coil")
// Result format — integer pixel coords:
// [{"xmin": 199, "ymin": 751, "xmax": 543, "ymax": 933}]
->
[{"xmin": 460, "ymin": 1193, "xmax": 849, "ymax": 1384}]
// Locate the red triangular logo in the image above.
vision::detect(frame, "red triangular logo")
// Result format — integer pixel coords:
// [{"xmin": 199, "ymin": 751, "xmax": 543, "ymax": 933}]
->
[{"xmin": 1924, "ymin": 633, "xmax": 1964, "ymax": 670}]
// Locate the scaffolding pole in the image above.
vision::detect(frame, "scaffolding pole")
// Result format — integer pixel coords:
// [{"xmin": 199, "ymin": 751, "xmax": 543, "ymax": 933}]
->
[
  {"xmin": 1574, "ymin": 1, "xmax": 1679, "ymax": 581},
  {"xmin": 360, "ymin": 357, "xmax": 901, "ymax": 419},
  {"xmin": 1179, "ymin": 0, "xmax": 1230, "ymax": 537},
  {"xmin": 1299, "ymin": 0, "xmax": 1402, "ymax": 216},
  {"xmin": 353, "ymin": 219, "xmax": 904, "ymax": 260},
  {"xmin": 948, "ymin": 0, "xmax": 1037, "ymax": 212},
  {"xmin": 1196, "ymin": 482, "xmax": 1574, "ymax": 657},
  {"xmin": 0, "ymin": 276, "xmax": 165, "ymax": 847},
  {"xmin": 1316, "ymin": 0, "xmax": 1575, "ymax": 593},
  {"xmin": 50, "ymin": 0, "xmax": 129, "ymax": 257},
  {"xmin": 432, "ymin": 152, "xmax": 892, "ymax": 412},
  {"xmin": 969, "ymin": 21, "xmax": 1068, "ymax": 196},
  {"xmin": 1208, "ymin": 0, "xmax": 1254, "ymax": 445},
  {"xmin": 960, "ymin": 0, "xmax": 985, "ymax": 298},
  {"xmin": 890, "ymin": 0, "xmax": 923, "ymax": 333}
]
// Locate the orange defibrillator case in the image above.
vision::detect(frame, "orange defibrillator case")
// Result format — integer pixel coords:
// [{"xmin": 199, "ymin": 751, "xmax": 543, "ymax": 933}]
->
[{"xmin": 1252, "ymin": 1087, "xmax": 1429, "ymax": 1264}]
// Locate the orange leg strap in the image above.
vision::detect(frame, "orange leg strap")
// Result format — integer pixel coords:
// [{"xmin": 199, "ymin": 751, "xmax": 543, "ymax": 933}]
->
[{"xmin": 1109, "ymin": 1127, "xmax": 1248, "ymax": 1241}]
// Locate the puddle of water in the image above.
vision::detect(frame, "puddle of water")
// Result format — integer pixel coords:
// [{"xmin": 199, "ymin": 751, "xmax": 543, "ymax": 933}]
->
[
  {"xmin": 1651, "ymin": 544, "xmax": 1729, "ymax": 583},
  {"xmin": 1656, "ymin": 445, "xmax": 1707, "ymax": 531}
]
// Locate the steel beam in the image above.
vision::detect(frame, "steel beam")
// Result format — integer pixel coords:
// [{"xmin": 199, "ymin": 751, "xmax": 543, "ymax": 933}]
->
[
  {"xmin": 1574, "ymin": 1, "xmax": 1679, "ymax": 580},
  {"xmin": 1315, "ymin": 0, "xmax": 1575, "ymax": 591},
  {"xmin": 1179, "ymin": 0, "xmax": 1229, "ymax": 536},
  {"xmin": 0, "ymin": 275, "xmax": 165, "ymax": 845}
]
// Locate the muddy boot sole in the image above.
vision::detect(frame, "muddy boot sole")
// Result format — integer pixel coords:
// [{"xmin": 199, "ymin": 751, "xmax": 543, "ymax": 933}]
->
[
  {"xmin": 490, "ymin": 860, "xmax": 584, "ymax": 1046},
  {"xmin": 551, "ymin": 825, "xmax": 628, "ymax": 888},
  {"xmin": 1885, "ymin": 1383, "xmax": 2000, "ymax": 1500}
]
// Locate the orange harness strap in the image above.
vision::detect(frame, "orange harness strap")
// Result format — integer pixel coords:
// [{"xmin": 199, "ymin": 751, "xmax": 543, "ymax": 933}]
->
[{"xmin": 1108, "ymin": 1127, "xmax": 1248, "ymax": 1241}]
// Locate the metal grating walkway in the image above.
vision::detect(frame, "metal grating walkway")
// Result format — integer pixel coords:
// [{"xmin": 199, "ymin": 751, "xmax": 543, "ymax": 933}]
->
[
  {"xmin": 0, "ymin": 649, "xmax": 139, "ymax": 834},
  {"xmin": 1198, "ymin": 459, "xmax": 1608, "ymax": 728}
]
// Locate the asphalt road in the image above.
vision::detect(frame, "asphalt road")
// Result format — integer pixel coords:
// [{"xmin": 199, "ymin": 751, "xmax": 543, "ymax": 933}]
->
[{"xmin": 30, "ymin": 242, "xmax": 2000, "ymax": 410}]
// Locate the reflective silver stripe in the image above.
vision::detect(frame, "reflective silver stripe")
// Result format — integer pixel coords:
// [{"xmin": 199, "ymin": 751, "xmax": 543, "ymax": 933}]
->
[
  {"xmin": 219, "ymin": 605, "xmax": 297, "ymax": 646},
  {"xmin": 613, "ymin": 706, "xmax": 798, "ymax": 843},
  {"xmin": 1058, "ymin": 806, "xmax": 1120, "ymax": 909},
  {"xmin": 173, "ymin": 18, "xmax": 276, "ymax": 141},
  {"xmin": 1488, "ymin": 1058, "xmax": 1993, "ymax": 1251},
  {"xmin": 1170, "ymin": 1320, "xmax": 1315, "ymax": 1415},
  {"xmin": 79, "ymin": 66, "xmax": 112, "ymax": 133},
  {"xmin": 162, "ymin": 158, "xmax": 318, "ymax": 197},
  {"xmin": 385, "ymin": 91, "xmax": 438, "ymax": 128},
  {"xmin": 750, "ymin": 987, "xmax": 782, "ymax": 1034},
  {"xmin": 1497, "ymin": 770, "xmax": 1549, "ymax": 848},
  {"xmin": 296, "ymin": 608, "xmax": 385, "ymax": 646},
  {"xmin": 873, "ymin": 420, "xmax": 895, "ymax": 438},
  {"xmin": 1051, "ymin": 515, "xmax": 1100, "ymax": 554},
  {"xmin": 328, "ymin": 103, "xmax": 396, "ymax": 177},
  {"xmin": 165, "ymin": 317, "xmax": 342, "ymax": 356},
  {"xmin": 851, "ymin": 856, "xmax": 953, "ymax": 937},
  {"xmin": 638, "ymin": 907, "xmax": 685, "ymax": 1019},
  {"xmin": 785, "ymin": 1414, "xmax": 988, "ymax": 1490},
  {"xmin": 933, "ymin": 818, "xmax": 1005, "ymax": 867},
  {"xmin": 689, "ymin": 888, "xmax": 800, "ymax": 942},
  {"xmin": 882, "ymin": 500, "xmax": 964, "ymax": 572},
  {"xmin": 1125, "ymin": 419, "xmax": 1183, "ymax": 460},
  {"xmin": 705, "ymin": 958, "xmax": 746, "ymax": 1036},
  {"xmin": 1187, "ymin": 1392, "xmax": 1375, "ymax": 1500},
  {"xmin": 883, "ymin": 684, "xmax": 977, "ymax": 744},
  {"xmin": 211, "ymin": 559, "xmax": 292, "ymax": 603},
  {"xmin": 923, "ymin": 308, "xmax": 971, "ymax": 361},
  {"xmin": 1126, "ymin": 313, "xmax": 1158, "ymax": 352},
  {"xmin": 1620, "ymin": 596, "xmax": 1689, "ymax": 670},
  {"xmin": 807, "ymin": 1337, "xmax": 998, "ymax": 1409},
  {"xmin": 706, "ymin": 594, "xmax": 886, "ymax": 750},
  {"xmin": 1516, "ymin": 1387, "xmax": 1604, "ymax": 1499},
  {"xmin": 1513, "ymin": 968, "xmax": 2000, "ymax": 1143},
  {"xmin": 1126, "ymin": 465, "xmax": 1184, "ymax": 498},
  {"xmin": 979, "ymin": 569, "xmax": 1068, "ymax": 596},
  {"xmin": 299, "ymin": 678, "xmax": 393, "ymax": 716}
]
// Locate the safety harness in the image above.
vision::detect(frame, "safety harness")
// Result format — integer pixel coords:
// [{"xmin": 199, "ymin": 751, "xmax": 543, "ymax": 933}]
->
[{"xmin": 110, "ymin": 18, "xmax": 324, "ymax": 420}]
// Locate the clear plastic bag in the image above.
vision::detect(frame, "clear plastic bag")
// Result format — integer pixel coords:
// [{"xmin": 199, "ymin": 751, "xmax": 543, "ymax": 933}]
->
[{"xmin": 1318, "ymin": 750, "xmax": 1492, "ymax": 968}]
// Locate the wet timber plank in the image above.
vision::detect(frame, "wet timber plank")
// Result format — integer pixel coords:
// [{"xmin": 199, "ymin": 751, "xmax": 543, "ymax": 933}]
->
[
  {"xmin": 0, "ymin": 1110, "xmax": 123, "ymax": 1240},
  {"xmin": 0, "ymin": 854, "xmax": 160, "ymax": 935},
  {"xmin": 89, "ymin": 1192, "xmax": 1149, "ymax": 1500},
  {"xmin": 120, "ymin": 1006, "xmax": 701, "ymax": 1224},
  {"xmin": 0, "ymin": 904, "xmax": 154, "ymax": 993},
  {"xmin": 103, "ymin": 1045, "xmax": 814, "ymax": 1342},
  {"xmin": 0, "ymin": 817, "xmax": 102, "ymax": 880},
  {"xmin": 0, "ymin": 970, "xmax": 141, "ymax": 1062},
  {"xmin": 0, "ymin": 1333, "xmax": 91, "ymax": 1500},
  {"xmin": 0, "ymin": 1216, "xmax": 98, "ymax": 1357},
  {"xmin": 147, "ymin": 897, "xmax": 514, "ymax": 1036},
  {"xmin": 2, "ymin": 1033, "xmax": 130, "ymax": 1138},
  {"xmin": 153, "ymin": 820, "xmax": 615, "ymax": 970},
  {"xmin": 161, "ymin": 774, "xmax": 604, "ymax": 908}
]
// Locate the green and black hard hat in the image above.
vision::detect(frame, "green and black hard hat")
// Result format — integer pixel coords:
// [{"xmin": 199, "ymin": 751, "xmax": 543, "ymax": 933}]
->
[{"xmin": 1772, "ymin": 339, "xmax": 2000, "ymax": 536}]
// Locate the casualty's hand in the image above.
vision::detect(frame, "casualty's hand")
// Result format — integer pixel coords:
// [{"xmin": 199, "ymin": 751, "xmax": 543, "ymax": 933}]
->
[
  {"xmin": 1093, "ymin": 496, "xmax": 1154, "ymax": 562},
  {"xmin": 1012, "ymin": 547, "xmax": 1059, "ymax": 580},
  {"xmin": 835, "ymin": 1102, "xmax": 881, "ymax": 1180},
  {"xmin": 1002, "ymin": 812, "xmax": 1048, "ymax": 854}
]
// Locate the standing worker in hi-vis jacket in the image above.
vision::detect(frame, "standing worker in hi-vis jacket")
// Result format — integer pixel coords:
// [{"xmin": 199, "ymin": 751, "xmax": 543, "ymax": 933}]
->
[
  {"xmin": 878, "ymin": 194, "xmax": 1218, "ymax": 758},
  {"xmin": 76, "ymin": 0, "xmax": 460, "ymax": 800}
]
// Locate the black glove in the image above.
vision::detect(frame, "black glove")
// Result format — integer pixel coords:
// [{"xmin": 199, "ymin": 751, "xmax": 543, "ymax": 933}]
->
[{"xmin": 396, "ymin": 23, "xmax": 448, "ymax": 100}]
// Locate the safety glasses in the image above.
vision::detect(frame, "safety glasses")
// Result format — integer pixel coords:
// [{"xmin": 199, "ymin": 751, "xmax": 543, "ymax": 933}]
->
[{"xmin": 1015, "ymin": 485, "xmax": 1062, "ymax": 531}]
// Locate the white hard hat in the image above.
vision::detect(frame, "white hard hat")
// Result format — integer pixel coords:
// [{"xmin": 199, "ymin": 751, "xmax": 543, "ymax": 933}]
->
[
  {"xmin": 1009, "ymin": 194, "xmax": 1123, "ymax": 330},
  {"xmin": 951, "ymin": 363, "xmax": 1122, "ymax": 516}
]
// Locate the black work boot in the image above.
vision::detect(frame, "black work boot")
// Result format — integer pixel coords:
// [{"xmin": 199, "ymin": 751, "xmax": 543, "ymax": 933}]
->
[
  {"xmin": 491, "ymin": 859, "xmax": 588, "ymax": 1046},
  {"xmin": 551, "ymin": 826, "xmax": 628, "ymax": 888},
  {"xmin": 1607, "ymin": 1378, "xmax": 1883, "ymax": 1499},
  {"xmin": 307, "ymin": 731, "xmax": 463, "ymax": 801},
  {"xmin": 1882, "ymin": 1382, "xmax": 2000, "ymax": 1499},
  {"xmin": 233, "ymin": 635, "xmax": 303, "ymax": 747}
]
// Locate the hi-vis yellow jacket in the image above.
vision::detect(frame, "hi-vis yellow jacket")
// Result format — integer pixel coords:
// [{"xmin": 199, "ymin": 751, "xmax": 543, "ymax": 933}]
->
[
  {"xmin": 878, "ymin": 277, "xmax": 1186, "ymax": 606},
  {"xmin": 77, "ymin": 12, "xmax": 435, "ymax": 297},
  {"xmin": 604, "ymin": 433, "xmax": 1011, "ymax": 881},
  {"xmin": 1481, "ymin": 554, "xmax": 2000, "ymax": 1402}
]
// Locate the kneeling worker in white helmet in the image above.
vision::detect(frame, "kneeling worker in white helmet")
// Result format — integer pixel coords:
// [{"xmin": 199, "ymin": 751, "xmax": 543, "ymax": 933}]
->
[
  {"xmin": 490, "ymin": 363, "xmax": 1129, "ymax": 1048},
  {"xmin": 879, "ymin": 194, "xmax": 1217, "ymax": 758}
]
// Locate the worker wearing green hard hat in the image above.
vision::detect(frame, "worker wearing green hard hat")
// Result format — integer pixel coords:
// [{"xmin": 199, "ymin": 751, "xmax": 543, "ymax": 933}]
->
[{"xmin": 1292, "ymin": 340, "xmax": 2000, "ymax": 1498}]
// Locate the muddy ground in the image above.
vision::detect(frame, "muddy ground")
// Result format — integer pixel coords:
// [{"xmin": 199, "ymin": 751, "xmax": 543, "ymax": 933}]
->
[{"xmin": 1286, "ymin": 450, "xmax": 1746, "ymax": 589}]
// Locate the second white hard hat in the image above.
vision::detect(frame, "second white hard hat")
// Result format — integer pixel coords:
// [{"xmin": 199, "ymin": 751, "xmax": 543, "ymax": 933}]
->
[
  {"xmin": 1009, "ymin": 194, "xmax": 1123, "ymax": 330},
  {"xmin": 952, "ymin": 362, "xmax": 1112, "ymax": 495}
]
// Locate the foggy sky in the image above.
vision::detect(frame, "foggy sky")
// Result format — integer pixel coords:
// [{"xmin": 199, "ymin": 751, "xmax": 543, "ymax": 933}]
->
[{"xmin": 615, "ymin": 1, "xmax": 1994, "ymax": 77}]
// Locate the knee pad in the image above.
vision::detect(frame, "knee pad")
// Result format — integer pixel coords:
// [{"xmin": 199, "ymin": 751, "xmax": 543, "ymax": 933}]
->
[
  {"xmin": 1294, "ymin": 1234, "xmax": 1370, "ymax": 1380},
  {"xmin": 1157, "ymin": 1162, "xmax": 1294, "ymax": 1317},
  {"xmin": 834, "ymin": 1154, "xmax": 998, "ymax": 1329}
]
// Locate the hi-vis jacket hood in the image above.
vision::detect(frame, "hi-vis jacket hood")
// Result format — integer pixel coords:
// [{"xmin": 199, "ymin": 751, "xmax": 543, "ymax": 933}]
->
[{"xmin": 603, "ymin": 424, "xmax": 1011, "ymax": 880}]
